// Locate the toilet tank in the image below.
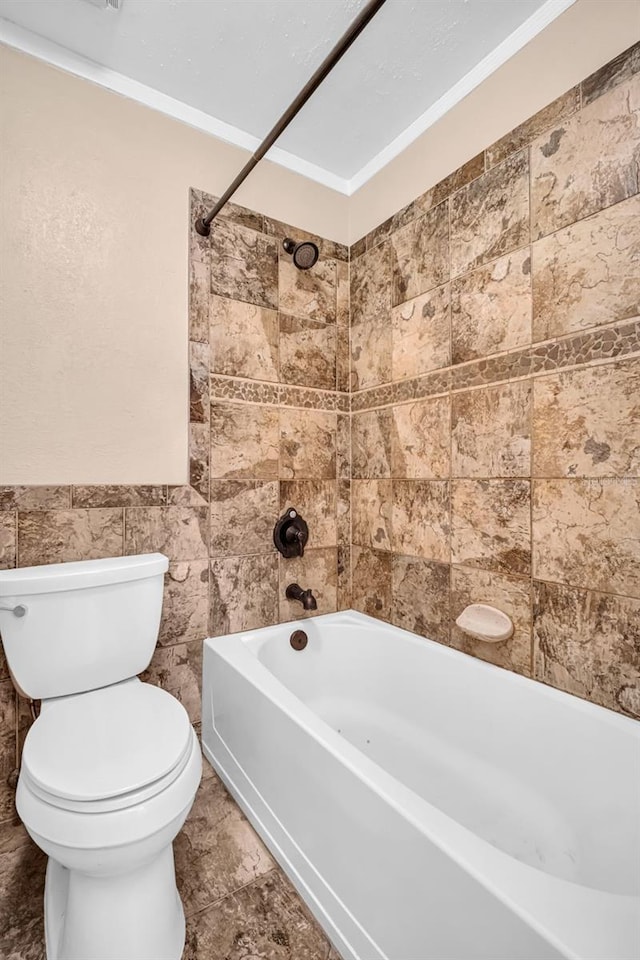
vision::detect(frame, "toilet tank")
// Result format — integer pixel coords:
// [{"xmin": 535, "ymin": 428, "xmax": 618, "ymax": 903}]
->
[{"xmin": 0, "ymin": 554, "xmax": 168, "ymax": 700}]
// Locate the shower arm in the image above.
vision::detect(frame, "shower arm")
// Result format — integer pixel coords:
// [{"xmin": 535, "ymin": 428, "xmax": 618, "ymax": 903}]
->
[{"xmin": 195, "ymin": 0, "xmax": 388, "ymax": 237}]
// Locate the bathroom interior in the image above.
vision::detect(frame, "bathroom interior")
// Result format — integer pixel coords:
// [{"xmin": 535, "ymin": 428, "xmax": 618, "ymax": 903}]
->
[{"xmin": 0, "ymin": 0, "xmax": 638, "ymax": 958}]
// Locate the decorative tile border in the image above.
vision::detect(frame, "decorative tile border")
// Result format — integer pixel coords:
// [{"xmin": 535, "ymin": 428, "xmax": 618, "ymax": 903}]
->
[
  {"xmin": 210, "ymin": 375, "xmax": 349, "ymax": 411},
  {"xmin": 351, "ymin": 317, "xmax": 639, "ymax": 411}
]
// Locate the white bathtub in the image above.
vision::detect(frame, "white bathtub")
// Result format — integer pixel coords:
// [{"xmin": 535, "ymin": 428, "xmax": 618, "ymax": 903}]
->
[{"xmin": 201, "ymin": 611, "xmax": 639, "ymax": 960}]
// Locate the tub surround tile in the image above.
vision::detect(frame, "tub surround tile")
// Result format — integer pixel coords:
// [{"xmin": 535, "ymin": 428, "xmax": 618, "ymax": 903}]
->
[
  {"xmin": 279, "ymin": 314, "xmax": 337, "ymax": 391},
  {"xmin": 189, "ymin": 341, "xmax": 209, "ymax": 424},
  {"xmin": 581, "ymin": 41, "xmax": 640, "ymax": 106},
  {"xmin": 350, "ymin": 309, "xmax": 392, "ymax": 390},
  {"xmin": 531, "ymin": 195, "xmax": 640, "ymax": 341},
  {"xmin": 337, "ymin": 544, "xmax": 351, "ymax": 612},
  {"xmin": 211, "ymin": 481, "xmax": 278, "ymax": 557},
  {"xmin": 192, "ymin": 188, "xmax": 264, "ymax": 235},
  {"xmin": 533, "ymin": 359, "xmax": 640, "ymax": 478},
  {"xmin": 184, "ymin": 870, "xmax": 331, "ymax": 960},
  {"xmin": 278, "ymin": 547, "xmax": 338, "ymax": 621},
  {"xmin": 450, "ymin": 248, "xmax": 531, "ymax": 364},
  {"xmin": 17, "ymin": 508, "xmax": 123, "ymax": 567},
  {"xmin": 390, "ymin": 397, "xmax": 450, "ymax": 480},
  {"xmin": 389, "ymin": 203, "xmax": 449, "ymax": 306},
  {"xmin": 450, "ymin": 151, "xmax": 529, "ymax": 278},
  {"xmin": 280, "ymin": 409, "xmax": 337, "ymax": 480},
  {"xmin": 337, "ymin": 479, "xmax": 350, "ymax": 546},
  {"xmin": 189, "ymin": 258, "xmax": 210, "ymax": 342},
  {"xmin": 189, "ymin": 422, "xmax": 210, "ymax": 502},
  {"xmin": 533, "ymin": 580, "xmax": 640, "ymax": 717},
  {"xmin": 485, "ymin": 87, "xmax": 581, "ymax": 168},
  {"xmin": 391, "ymin": 283, "xmax": 451, "ymax": 380},
  {"xmin": 279, "ymin": 384, "xmax": 347, "ymax": 412},
  {"xmin": 211, "ymin": 401, "xmax": 279, "ymax": 480},
  {"xmin": 280, "ymin": 481, "xmax": 337, "ymax": 549},
  {"xmin": 337, "ymin": 414, "xmax": 351, "ymax": 480},
  {"xmin": 209, "ymin": 376, "xmax": 279, "ymax": 406},
  {"xmin": 351, "ymin": 409, "xmax": 392, "ymax": 479},
  {"xmin": 336, "ymin": 326, "xmax": 350, "ymax": 394},
  {"xmin": 351, "ymin": 547, "xmax": 392, "ymax": 620},
  {"xmin": 141, "ymin": 638, "xmax": 203, "ymax": 724},
  {"xmin": 124, "ymin": 506, "xmax": 208, "ymax": 562},
  {"xmin": 528, "ymin": 318, "xmax": 640, "ymax": 373},
  {"xmin": 0, "ymin": 486, "xmax": 71, "ymax": 510},
  {"xmin": 452, "ymin": 480, "xmax": 531, "ymax": 577},
  {"xmin": 392, "ymin": 480, "xmax": 450, "ymax": 562},
  {"xmin": 158, "ymin": 560, "xmax": 210, "ymax": 647},
  {"xmin": 0, "ymin": 512, "xmax": 16, "ymax": 570},
  {"xmin": 166, "ymin": 483, "xmax": 209, "ymax": 508},
  {"xmin": 278, "ymin": 257, "xmax": 337, "ymax": 324},
  {"xmin": 531, "ymin": 74, "xmax": 640, "ymax": 239},
  {"xmin": 352, "ymin": 480, "xmax": 392, "ymax": 552},
  {"xmin": 174, "ymin": 773, "xmax": 276, "ymax": 918},
  {"xmin": 532, "ymin": 479, "xmax": 640, "ymax": 598},
  {"xmin": 209, "ymin": 218, "xmax": 278, "ymax": 309},
  {"xmin": 209, "ymin": 296, "xmax": 279, "ymax": 382},
  {"xmin": 336, "ymin": 260, "xmax": 349, "ymax": 326},
  {"xmin": 392, "ymin": 556, "xmax": 450, "ymax": 644},
  {"xmin": 451, "ymin": 565, "xmax": 532, "ymax": 676},
  {"xmin": 263, "ymin": 215, "xmax": 348, "ymax": 262},
  {"xmin": 210, "ymin": 555, "xmax": 279, "ymax": 635},
  {"xmin": 350, "ymin": 242, "xmax": 391, "ymax": 327},
  {"xmin": 452, "ymin": 381, "xmax": 531, "ymax": 479},
  {"xmin": 71, "ymin": 485, "xmax": 166, "ymax": 507}
]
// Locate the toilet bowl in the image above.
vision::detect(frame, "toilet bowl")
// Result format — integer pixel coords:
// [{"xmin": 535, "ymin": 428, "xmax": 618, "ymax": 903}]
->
[{"xmin": 0, "ymin": 554, "xmax": 202, "ymax": 960}]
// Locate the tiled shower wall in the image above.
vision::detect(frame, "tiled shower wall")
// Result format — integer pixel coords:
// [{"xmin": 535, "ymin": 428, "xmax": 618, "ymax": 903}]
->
[{"xmin": 349, "ymin": 42, "xmax": 640, "ymax": 720}]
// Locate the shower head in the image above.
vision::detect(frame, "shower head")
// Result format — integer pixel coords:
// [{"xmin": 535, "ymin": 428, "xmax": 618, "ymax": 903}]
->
[{"xmin": 283, "ymin": 237, "xmax": 319, "ymax": 270}]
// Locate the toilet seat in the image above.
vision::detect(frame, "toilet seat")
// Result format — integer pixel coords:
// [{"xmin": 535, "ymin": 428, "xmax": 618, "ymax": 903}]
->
[{"xmin": 22, "ymin": 679, "xmax": 192, "ymax": 813}]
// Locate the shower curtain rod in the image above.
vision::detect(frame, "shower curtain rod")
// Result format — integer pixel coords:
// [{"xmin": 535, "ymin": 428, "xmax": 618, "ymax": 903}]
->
[{"xmin": 195, "ymin": 0, "xmax": 388, "ymax": 236}]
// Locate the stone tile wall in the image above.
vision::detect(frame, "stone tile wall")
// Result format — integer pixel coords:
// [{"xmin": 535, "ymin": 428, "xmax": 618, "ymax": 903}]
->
[{"xmin": 349, "ymin": 42, "xmax": 640, "ymax": 720}]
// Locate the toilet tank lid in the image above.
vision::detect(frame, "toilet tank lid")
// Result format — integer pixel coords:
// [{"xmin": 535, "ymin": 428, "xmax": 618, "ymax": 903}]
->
[{"xmin": 0, "ymin": 553, "xmax": 168, "ymax": 597}]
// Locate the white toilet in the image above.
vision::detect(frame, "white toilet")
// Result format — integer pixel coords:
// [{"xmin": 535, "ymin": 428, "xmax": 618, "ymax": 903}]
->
[{"xmin": 0, "ymin": 553, "xmax": 202, "ymax": 960}]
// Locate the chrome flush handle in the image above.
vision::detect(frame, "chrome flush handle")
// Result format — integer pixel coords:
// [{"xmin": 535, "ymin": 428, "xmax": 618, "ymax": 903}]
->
[{"xmin": 0, "ymin": 603, "xmax": 27, "ymax": 617}]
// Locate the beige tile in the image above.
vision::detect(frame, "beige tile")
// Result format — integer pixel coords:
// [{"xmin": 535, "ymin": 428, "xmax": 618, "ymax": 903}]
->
[
  {"xmin": 351, "ymin": 409, "xmax": 392, "ymax": 479},
  {"xmin": 452, "ymin": 381, "xmax": 531, "ymax": 478},
  {"xmin": 451, "ymin": 480, "xmax": 531, "ymax": 577},
  {"xmin": 0, "ymin": 486, "xmax": 71, "ymax": 510},
  {"xmin": 391, "ymin": 283, "xmax": 451, "ymax": 380},
  {"xmin": 210, "ymin": 555, "xmax": 278, "ymax": 635},
  {"xmin": 582, "ymin": 42, "xmax": 640, "ymax": 106},
  {"xmin": 350, "ymin": 241, "xmax": 391, "ymax": 327},
  {"xmin": 189, "ymin": 340, "xmax": 209, "ymax": 424},
  {"xmin": 352, "ymin": 546, "xmax": 392, "ymax": 621},
  {"xmin": 450, "ymin": 248, "xmax": 531, "ymax": 363},
  {"xmin": 279, "ymin": 547, "xmax": 337, "ymax": 621},
  {"xmin": 351, "ymin": 311, "xmax": 392, "ymax": 390},
  {"xmin": 280, "ymin": 408, "xmax": 337, "ymax": 480},
  {"xmin": 0, "ymin": 680, "xmax": 17, "ymax": 824},
  {"xmin": 337, "ymin": 543, "xmax": 351, "ymax": 612},
  {"xmin": 352, "ymin": 480, "xmax": 392, "ymax": 552},
  {"xmin": 531, "ymin": 195, "xmax": 640, "ymax": 341},
  {"xmin": 278, "ymin": 256, "xmax": 336, "ymax": 324},
  {"xmin": 184, "ymin": 870, "xmax": 330, "ymax": 960},
  {"xmin": 531, "ymin": 74, "xmax": 640, "ymax": 239},
  {"xmin": 209, "ymin": 296, "xmax": 278, "ymax": 381},
  {"xmin": 336, "ymin": 259, "xmax": 349, "ymax": 326},
  {"xmin": 211, "ymin": 402, "xmax": 279, "ymax": 480},
  {"xmin": 451, "ymin": 565, "xmax": 532, "ymax": 676},
  {"xmin": 209, "ymin": 219, "xmax": 278, "ymax": 309},
  {"xmin": 337, "ymin": 414, "xmax": 351, "ymax": 480},
  {"xmin": 450, "ymin": 151, "xmax": 529, "ymax": 278},
  {"xmin": 279, "ymin": 315, "xmax": 337, "ymax": 391},
  {"xmin": 279, "ymin": 480, "xmax": 337, "ymax": 549},
  {"xmin": 175, "ymin": 773, "xmax": 275, "ymax": 918},
  {"xmin": 124, "ymin": 506, "xmax": 208, "ymax": 561},
  {"xmin": 189, "ymin": 257, "xmax": 210, "ymax": 342},
  {"xmin": 141, "ymin": 639, "xmax": 203, "ymax": 724},
  {"xmin": 158, "ymin": 560, "xmax": 210, "ymax": 647},
  {"xmin": 0, "ymin": 511, "xmax": 16, "ymax": 569},
  {"xmin": 534, "ymin": 580, "xmax": 640, "ymax": 717},
  {"xmin": 210, "ymin": 481, "xmax": 278, "ymax": 557},
  {"xmin": 71, "ymin": 485, "xmax": 166, "ymax": 507},
  {"xmin": 532, "ymin": 479, "xmax": 640, "ymax": 597},
  {"xmin": 0, "ymin": 819, "xmax": 47, "ymax": 960},
  {"xmin": 189, "ymin": 421, "xmax": 210, "ymax": 502},
  {"xmin": 392, "ymin": 480, "xmax": 450, "ymax": 562},
  {"xmin": 393, "ymin": 556, "xmax": 450, "ymax": 644},
  {"xmin": 390, "ymin": 202, "xmax": 449, "ymax": 306},
  {"xmin": 17, "ymin": 509, "xmax": 123, "ymax": 567},
  {"xmin": 336, "ymin": 325, "xmax": 350, "ymax": 393},
  {"xmin": 486, "ymin": 86, "xmax": 581, "ymax": 168},
  {"xmin": 391, "ymin": 396, "xmax": 451, "ymax": 479},
  {"xmin": 533, "ymin": 358, "xmax": 640, "ymax": 478}
]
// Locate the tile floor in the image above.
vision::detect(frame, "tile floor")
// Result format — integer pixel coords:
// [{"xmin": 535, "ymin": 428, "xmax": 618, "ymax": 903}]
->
[{"xmin": 0, "ymin": 743, "xmax": 339, "ymax": 960}]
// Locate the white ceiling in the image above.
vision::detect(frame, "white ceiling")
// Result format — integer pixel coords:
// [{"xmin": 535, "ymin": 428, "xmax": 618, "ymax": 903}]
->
[{"xmin": 0, "ymin": 0, "xmax": 576, "ymax": 192}]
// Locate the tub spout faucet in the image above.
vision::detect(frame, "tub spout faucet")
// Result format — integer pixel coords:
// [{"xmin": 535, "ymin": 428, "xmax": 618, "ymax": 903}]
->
[{"xmin": 285, "ymin": 583, "xmax": 318, "ymax": 611}]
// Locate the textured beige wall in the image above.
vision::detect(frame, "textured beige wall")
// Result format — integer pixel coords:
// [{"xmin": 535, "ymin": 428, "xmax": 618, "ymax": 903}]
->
[
  {"xmin": 348, "ymin": 0, "xmax": 640, "ymax": 241},
  {"xmin": 0, "ymin": 47, "xmax": 348, "ymax": 484}
]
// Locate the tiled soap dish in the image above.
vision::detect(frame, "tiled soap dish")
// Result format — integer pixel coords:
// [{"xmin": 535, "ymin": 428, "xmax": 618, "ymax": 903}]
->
[{"xmin": 455, "ymin": 604, "xmax": 513, "ymax": 643}]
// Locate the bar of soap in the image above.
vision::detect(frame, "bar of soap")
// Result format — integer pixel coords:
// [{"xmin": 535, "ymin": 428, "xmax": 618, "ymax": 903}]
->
[{"xmin": 455, "ymin": 603, "xmax": 513, "ymax": 643}]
